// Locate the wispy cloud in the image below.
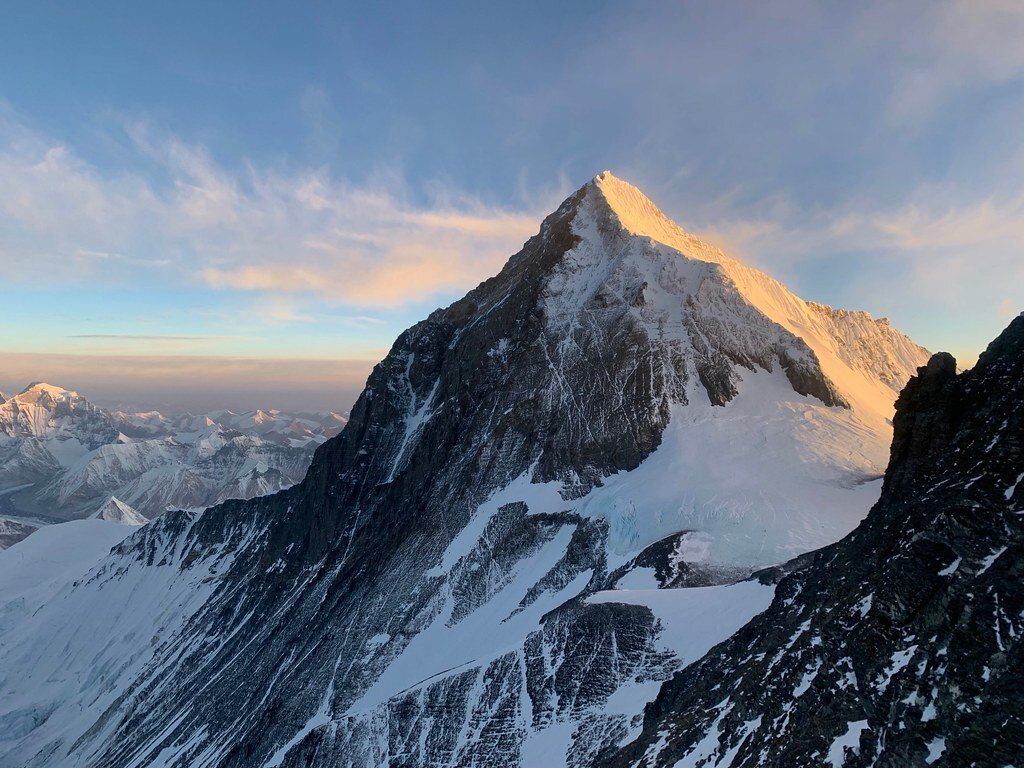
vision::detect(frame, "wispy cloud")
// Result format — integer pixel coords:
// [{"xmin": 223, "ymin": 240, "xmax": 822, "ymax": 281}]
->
[
  {"xmin": 701, "ymin": 189, "xmax": 1024, "ymax": 290},
  {"xmin": 886, "ymin": 0, "xmax": 1024, "ymax": 125},
  {"xmin": 0, "ymin": 109, "xmax": 554, "ymax": 309},
  {"xmin": 693, "ymin": 183, "xmax": 1024, "ymax": 362}
]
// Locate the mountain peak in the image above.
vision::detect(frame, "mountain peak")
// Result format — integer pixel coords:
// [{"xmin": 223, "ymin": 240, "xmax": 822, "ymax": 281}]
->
[
  {"xmin": 0, "ymin": 172, "xmax": 938, "ymax": 768},
  {"xmin": 550, "ymin": 172, "xmax": 930, "ymax": 422},
  {"xmin": 15, "ymin": 382, "xmax": 79, "ymax": 403},
  {"xmin": 589, "ymin": 172, "xmax": 684, "ymax": 241},
  {"xmin": 581, "ymin": 171, "xmax": 738, "ymax": 274},
  {"xmin": 91, "ymin": 496, "xmax": 148, "ymax": 525}
]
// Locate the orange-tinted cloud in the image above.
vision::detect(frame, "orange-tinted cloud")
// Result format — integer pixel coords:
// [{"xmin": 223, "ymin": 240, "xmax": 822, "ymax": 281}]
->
[{"xmin": 0, "ymin": 111, "xmax": 555, "ymax": 309}]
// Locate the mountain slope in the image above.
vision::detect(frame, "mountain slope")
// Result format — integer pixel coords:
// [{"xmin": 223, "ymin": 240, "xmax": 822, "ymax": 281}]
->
[
  {"xmin": 0, "ymin": 173, "xmax": 929, "ymax": 768},
  {"xmin": 608, "ymin": 315, "xmax": 1024, "ymax": 768},
  {"xmin": 0, "ymin": 519, "xmax": 137, "ymax": 628}
]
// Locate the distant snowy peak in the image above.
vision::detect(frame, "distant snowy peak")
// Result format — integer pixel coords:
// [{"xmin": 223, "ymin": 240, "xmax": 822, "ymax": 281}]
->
[
  {"xmin": 3, "ymin": 381, "xmax": 87, "ymax": 412},
  {"xmin": 112, "ymin": 407, "xmax": 348, "ymax": 446},
  {"xmin": 91, "ymin": 497, "xmax": 148, "ymax": 526},
  {"xmin": 17, "ymin": 381, "xmax": 80, "ymax": 403},
  {"xmin": 0, "ymin": 381, "xmax": 115, "ymax": 447}
]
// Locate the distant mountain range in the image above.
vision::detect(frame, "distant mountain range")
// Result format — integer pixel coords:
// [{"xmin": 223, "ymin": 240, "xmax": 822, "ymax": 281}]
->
[{"xmin": 0, "ymin": 381, "xmax": 347, "ymax": 546}]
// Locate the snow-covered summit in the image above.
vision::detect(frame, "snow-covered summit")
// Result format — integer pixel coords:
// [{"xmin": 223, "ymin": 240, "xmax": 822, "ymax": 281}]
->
[
  {"xmin": 4, "ymin": 382, "xmax": 86, "ymax": 411},
  {"xmin": 0, "ymin": 380, "xmax": 115, "ymax": 448},
  {"xmin": 567, "ymin": 171, "xmax": 929, "ymax": 424},
  {"xmin": 16, "ymin": 382, "xmax": 80, "ymax": 403},
  {"xmin": 591, "ymin": 171, "xmax": 692, "ymax": 244}
]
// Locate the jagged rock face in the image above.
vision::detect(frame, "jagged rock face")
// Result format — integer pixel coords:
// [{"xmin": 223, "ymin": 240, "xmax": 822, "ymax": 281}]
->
[
  {"xmin": 0, "ymin": 174, "xmax": 930, "ymax": 767},
  {"xmin": 609, "ymin": 315, "xmax": 1024, "ymax": 768}
]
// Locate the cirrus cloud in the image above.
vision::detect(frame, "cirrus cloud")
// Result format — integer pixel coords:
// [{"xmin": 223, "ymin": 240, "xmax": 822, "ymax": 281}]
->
[
  {"xmin": 886, "ymin": 0, "xmax": 1024, "ymax": 125},
  {"xmin": 0, "ymin": 108, "xmax": 554, "ymax": 309}
]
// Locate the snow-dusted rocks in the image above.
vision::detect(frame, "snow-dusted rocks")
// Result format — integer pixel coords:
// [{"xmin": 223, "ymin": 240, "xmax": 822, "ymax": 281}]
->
[{"xmin": 0, "ymin": 173, "xmax": 933, "ymax": 767}]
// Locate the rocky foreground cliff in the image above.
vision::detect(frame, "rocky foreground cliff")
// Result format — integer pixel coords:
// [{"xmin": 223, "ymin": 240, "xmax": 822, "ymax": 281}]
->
[{"xmin": 610, "ymin": 315, "xmax": 1024, "ymax": 767}]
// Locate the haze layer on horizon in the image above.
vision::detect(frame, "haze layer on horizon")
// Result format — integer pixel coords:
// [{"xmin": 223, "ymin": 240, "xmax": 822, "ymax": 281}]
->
[
  {"xmin": 0, "ymin": 353, "xmax": 374, "ymax": 413},
  {"xmin": 1, "ymin": 0, "xmax": 1022, "ymax": 410}
]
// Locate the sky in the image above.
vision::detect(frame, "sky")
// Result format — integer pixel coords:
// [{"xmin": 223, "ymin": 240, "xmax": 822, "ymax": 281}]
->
[{"xmin": 1, "ymin": 0, "xmax": 1022, "ymax": 411}]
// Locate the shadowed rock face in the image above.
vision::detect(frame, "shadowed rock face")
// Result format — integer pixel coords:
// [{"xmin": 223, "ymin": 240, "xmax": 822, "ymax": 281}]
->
[
  {"xmin": 0, "ymin": 174, "xmax": 930, "ymax": 768},
  {"xmin": 607, "ymin": 315, "xmax": 1024, "ymax": 768}
]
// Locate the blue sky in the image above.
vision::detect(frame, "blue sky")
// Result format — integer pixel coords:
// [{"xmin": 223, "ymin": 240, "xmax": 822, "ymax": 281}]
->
[{"xmin": 1, "ymin": 1, "xmax": 1023, "ymax": 410}]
